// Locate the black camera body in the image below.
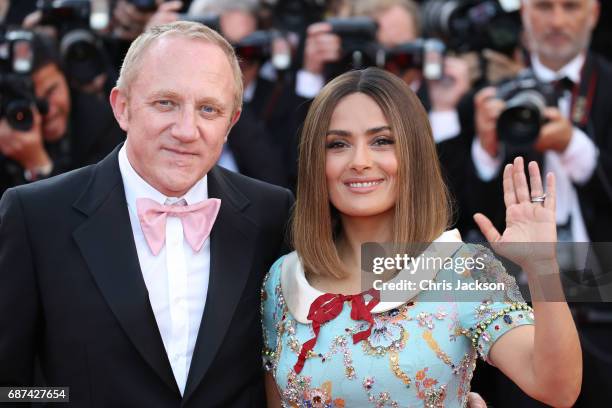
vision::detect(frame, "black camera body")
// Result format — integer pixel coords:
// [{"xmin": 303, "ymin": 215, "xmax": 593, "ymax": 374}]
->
[
  {"xmin": 234, "ymin": 30, "xmax": 274, "ymax": 65},
  {"xmin": 496, "ymin": 71, "xmax": 558, "ymax": 146},
  {"xmin": 327, "ymin": 17, "xmax": 378, "ymax": 71},
  {"xmin": 37, "ymin": 0, "xmax": 108, "ymax": 87},
  {"xmin": 381, "ymin": 39, "xmax": 445, "ymax": 81},
  {"xmin": 323, "ymin": 17, "xmax": 444, "ymax": 80},
  {"xmin": 422, "ymin": 0, "xmax": 521, "ymax": 55},
  {"xmin": 0, "ymin": 29, "xmax": 47, "ymax": 132}
]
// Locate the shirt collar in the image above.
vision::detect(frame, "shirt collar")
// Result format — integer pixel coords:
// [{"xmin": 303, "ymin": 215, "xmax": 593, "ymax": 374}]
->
[
  {"xmin": 118, "ymin": 144, "xmax": 209, "ymax": 213},
  {"xmin": 280, "ymin": 229, "xmax": 464, "ymax": 324},
  {"xmin": 530, "ymin": 53, "xmax": 584, "ymax": 84}
]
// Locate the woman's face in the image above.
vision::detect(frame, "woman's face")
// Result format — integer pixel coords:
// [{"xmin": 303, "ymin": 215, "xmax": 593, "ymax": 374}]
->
[{"xmin": 325, "ymin": 93, "xmax": 398, "ymax": 220}]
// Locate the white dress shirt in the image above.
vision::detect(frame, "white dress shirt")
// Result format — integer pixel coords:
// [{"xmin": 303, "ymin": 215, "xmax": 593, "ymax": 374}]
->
[
  {"xmin": 118, "ymin": 145, "xmax": 211, "ymax": 395},
  {"xmin": 472, "ymin": 53, "xmax": 599, "ymax": 242}
]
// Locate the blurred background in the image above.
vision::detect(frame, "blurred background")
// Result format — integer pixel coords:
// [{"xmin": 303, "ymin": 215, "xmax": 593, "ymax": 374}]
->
[{"xmin": 1, "ymin": 1, "xmax": 611, "ymax": 406}]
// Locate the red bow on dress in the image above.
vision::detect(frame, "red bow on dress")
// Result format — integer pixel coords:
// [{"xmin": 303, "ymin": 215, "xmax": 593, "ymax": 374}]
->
[{"xmin": 294, "ymin": 288, "xmax": 379, "ymax": 374}]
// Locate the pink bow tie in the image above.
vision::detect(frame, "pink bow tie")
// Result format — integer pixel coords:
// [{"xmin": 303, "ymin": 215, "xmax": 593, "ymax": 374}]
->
[{"xmin": 136, "ymin": 197, "xmax": 221, "ymax": 256}]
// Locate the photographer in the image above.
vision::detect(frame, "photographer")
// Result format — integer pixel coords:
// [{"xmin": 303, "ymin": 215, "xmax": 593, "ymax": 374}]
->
[
  {"xmin": 0, "ymin": 31, "xmax": 124, "ymax": 197},
  {"xmin": 468, "ymin": 0, "xmax": 612, "ymax": 405},
  {"xmin": 0, "ymin": 30, "xmax": 70, "ymax": 195},
  {"xmin": 471, "ymin": 0, "xmax": 611, "ymax": 245},
  {"xmin": 297, "ymin": 0, "xmax": 470, "ymax": 136}
]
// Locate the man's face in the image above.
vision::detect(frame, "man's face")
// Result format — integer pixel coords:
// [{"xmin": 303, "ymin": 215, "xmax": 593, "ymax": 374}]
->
[
  {"xmin": 375, "ymin": 5, "xmax": 417, "ymax": 48},
  {"xmin": 219, "ymin": 10, "xmax": 260, "ymax": 87},
  {"xmin": 522, "ymin": 0, "xmax": 600, "ymax": 69},
  {"xmin": 33, "ymin": 63, "xmax": 71, "ymax": 142},
  {"xmin": 374, "ymin": 5, "xmax": 420, "ymax": 84},
  {"xmin": 111, "ymin": 36, "xmax": 241, "ymax": 197}
]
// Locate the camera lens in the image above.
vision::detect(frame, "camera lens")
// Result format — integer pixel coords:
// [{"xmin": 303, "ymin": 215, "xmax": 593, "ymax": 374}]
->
[
  {"xmin": 497, "ymin": 90, "xmax": 546, "ymax": 145},
  {"xmin": 6, "ymin": 100, "xmax": 34, "ymax": 131},
  {"xmin": 61, "ymin": 29, "xmax": 105, "ymax": 86}
]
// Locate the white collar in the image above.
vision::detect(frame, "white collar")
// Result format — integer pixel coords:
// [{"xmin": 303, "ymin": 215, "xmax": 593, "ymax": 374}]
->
[
  {"xmin": 281, "ymin": 229, "xmax": 463, "ymax": 324},
  {"xmin": 118, "ymin": 144, "xmax": 209, "ymax": 215},
  {"xmin": 530, "ymin": 53, "xmax": 584, "ymax": 84}
]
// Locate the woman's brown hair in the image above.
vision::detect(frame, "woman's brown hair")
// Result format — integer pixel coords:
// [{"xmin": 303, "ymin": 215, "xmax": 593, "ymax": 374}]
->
[{"xmin": 293, "ymin": 67, "xmax": 452, "ymax": 278}]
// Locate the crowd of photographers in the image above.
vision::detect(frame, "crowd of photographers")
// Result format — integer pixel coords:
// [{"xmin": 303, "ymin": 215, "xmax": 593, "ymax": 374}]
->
[{"xmin": 1, "ymin": 0, "xmax": 611, "ymax": 405}]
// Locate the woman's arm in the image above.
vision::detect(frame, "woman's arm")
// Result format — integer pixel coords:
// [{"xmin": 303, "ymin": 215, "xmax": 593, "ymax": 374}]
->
[
  {"xmin": 488, "ymin": 273, "xmax": 581, "ymax": 406},
  {"xmin": 474, "ymin": 157, "xmax": 582, "ymax": 406},
  {"xmin": 265, "ymin": 372, "xmax": 282, "ymax": 408}
]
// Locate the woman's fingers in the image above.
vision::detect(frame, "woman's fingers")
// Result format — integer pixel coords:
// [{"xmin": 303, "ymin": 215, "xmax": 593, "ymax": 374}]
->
[
  {"xmin": 474, "ymin": 213, "xmax": 501, "ymax": 243},
  {"xmin": 528, "ymin": 161, "xmax": 544, "ymax": 199},
  {"xmin": 545, "ymin": 172, "xmax": 556, "ymax": 212},
  {"xmin": 512, "ymin": 156, "xmax": 531, "ymax": 203},
  {"xmin": 503, "ymin": 163, "xmax": 517, "ymax": 207}
]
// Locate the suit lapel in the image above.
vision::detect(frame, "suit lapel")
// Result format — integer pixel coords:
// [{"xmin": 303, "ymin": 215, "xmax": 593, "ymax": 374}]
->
[
  {"xmin": 182, "ymin": 167, "xmax": 259, "ymax": 402},
  {"xmin": 72, "ymin": 147, "xmax": 179, "ymax": 395}
]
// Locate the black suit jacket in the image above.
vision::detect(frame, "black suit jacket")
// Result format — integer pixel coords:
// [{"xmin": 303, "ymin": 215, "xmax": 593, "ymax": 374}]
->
[{"xmin": 0, "ymin": 146, "xmax": 294, "ymax": 407}]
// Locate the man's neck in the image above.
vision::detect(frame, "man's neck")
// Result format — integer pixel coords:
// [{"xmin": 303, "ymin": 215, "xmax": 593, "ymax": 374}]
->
[{"xmin": 537, "ymin": 52, "xmax": 583, "ymax": 73}]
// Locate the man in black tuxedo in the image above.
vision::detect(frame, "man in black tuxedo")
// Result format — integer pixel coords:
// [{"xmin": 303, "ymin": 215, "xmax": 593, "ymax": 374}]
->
[{"xmin": 0, "ymin": 21, "xmax": 293, "ymax": 407}]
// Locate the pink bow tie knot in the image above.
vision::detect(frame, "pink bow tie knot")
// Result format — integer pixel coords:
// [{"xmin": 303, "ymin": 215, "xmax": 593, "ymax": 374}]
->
[{"xmin": 136, "ymin": 197, "xmax": 221, "ymax": 256}]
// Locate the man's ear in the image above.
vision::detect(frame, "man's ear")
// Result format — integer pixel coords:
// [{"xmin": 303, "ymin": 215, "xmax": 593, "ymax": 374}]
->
[
  {"xmin": 225, "ymin": 108, "xmax": 242, "ymax": 141},
  {"xmin": 230, "ymin": 108, "xmax": 242, "ymax": 129},
  {"xmin": 109, "ymin": 87, "xmax": 129, "ymax": 132},
  {"xmin": 589, "ymin": 0, "xmax": 601, "ymax": 30}
]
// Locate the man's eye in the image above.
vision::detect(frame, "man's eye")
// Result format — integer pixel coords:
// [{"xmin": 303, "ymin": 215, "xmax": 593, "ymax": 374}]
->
[
  {"xmin": 201, "ymin": 105, "xmax": 218, "ymax": 114},
  {"xmin": 156, "ymin": 100, "xmax": 174, "ymax": 109}
]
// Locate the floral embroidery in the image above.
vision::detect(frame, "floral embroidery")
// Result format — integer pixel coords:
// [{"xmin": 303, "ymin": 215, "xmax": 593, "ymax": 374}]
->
[
  {"xmin": 282, "ymin": 373, "xmax": 346, "ymax": 408},
  {"xmin": 362, "ymin": 377, "xmax": 400, "ymax": 407},
  {"xmin": 414, "ymin": 368, "xmax": 447, "ymax": 407}
]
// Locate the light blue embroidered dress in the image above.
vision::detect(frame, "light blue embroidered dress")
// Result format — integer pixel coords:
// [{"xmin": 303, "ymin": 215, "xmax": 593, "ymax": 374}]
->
[{"xmin": 262, "ymin": 234, "xmax": 535, "ymax": 408}]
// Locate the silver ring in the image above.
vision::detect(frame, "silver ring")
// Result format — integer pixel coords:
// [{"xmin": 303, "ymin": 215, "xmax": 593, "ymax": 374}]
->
[{"xmin": 530, "ymin": 194, "xmax": 546, "ymax": 203}]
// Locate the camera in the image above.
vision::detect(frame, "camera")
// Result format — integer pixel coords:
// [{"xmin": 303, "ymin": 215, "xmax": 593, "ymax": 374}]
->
[
  {"xmin": 381, "ymin": 39, "xmax": 445, "ymax": 81},
  {"xmin": 327, "ymin": 17, "xmax": 378, "ymax": 71},
  {"xmin": 422, "ymin": 0, "xmax": 522, "ymax": 56},
  {"xmin": 37, "ymin": 0, "xmax": 109, "ymax": 87},
  {"xmin": 322, "ymin": 18, "xmax": 444, "ymax": 80},
  {"xmin": 496, "ymin": 71, "xmax": 558, "ymax": 146},
  {"xmin": 266, "ymin": 0, "xmax": 327, "ymax": 34},
  {"xmin": 234, "ymin": 30, "xmax": 292, "ymax": 71},
  {"xmin": 0, "ymin": 29, "xmax": 49, "ymax": 132}
]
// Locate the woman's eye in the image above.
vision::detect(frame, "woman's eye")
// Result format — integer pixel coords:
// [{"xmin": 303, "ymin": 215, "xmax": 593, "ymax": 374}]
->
[
  {"xmin": 326, "ymin": 140, "xmax": 348, "ymax": 149},
  {"xmin": 373, "ymin": 137, "xmax": 395, "ymax": 146}
]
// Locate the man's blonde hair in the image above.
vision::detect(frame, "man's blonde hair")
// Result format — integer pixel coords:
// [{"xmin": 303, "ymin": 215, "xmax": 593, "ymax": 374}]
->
[{"xmin": 116, "ymin": 21, "xmax": 243, "ymax": 113}]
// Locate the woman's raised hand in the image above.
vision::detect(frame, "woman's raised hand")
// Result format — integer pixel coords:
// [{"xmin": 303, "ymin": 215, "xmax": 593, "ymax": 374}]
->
[{"xmin": 474, "ymin": 156, "xmax": 557, "ymax": 270}]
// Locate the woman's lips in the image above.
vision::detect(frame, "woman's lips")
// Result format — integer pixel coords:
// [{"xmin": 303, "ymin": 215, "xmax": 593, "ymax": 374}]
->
[{"xmin": 343, "ymin": 178, "xmax": 384, "ymax": 193}]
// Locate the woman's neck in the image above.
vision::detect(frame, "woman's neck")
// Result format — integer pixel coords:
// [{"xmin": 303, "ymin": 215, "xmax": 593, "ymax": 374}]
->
[{"xmin": 336, "ymin": 212, "xmax": 395, "ymax": 273}]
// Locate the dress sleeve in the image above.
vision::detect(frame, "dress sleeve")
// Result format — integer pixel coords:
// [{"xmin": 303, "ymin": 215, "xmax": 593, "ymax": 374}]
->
[
  {"xmin": 457, "ymin": 244, "xmax": 535, "ymax": 364},
  {"xmin": 261, "ymin": 255, "xmax": 285, "ymax": 371}
]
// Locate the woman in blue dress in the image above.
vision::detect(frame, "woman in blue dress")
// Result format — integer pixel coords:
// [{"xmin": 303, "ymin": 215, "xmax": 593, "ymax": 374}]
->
[{"xmin": 262, "ymin": 68, "xmax": 581, "ymax": 407}]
